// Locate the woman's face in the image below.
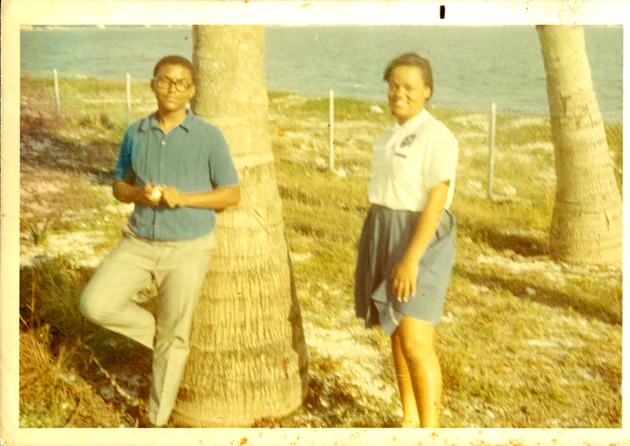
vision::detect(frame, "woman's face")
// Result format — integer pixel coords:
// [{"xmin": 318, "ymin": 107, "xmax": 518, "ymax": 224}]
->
[{"xmin": 387, "ymin": 65, "xmax": 432, "ymax": 125}]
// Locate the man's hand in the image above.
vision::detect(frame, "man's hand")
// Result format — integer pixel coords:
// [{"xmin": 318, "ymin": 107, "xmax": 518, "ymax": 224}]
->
[
  {"xmin": 160, "ymin": 186, "xmax": 186, "ymax": 209},
  {"xmin": 137, "ymin": 183, "xmax": 163, "ymax": 206}
]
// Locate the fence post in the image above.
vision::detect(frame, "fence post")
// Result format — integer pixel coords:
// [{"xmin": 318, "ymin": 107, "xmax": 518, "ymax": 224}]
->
[
  {"xmin": 126, "ymin": 73, "xmax": 132, "ymax": 124},
  {"xmin": 487, "ymin": 102, "xmax": 496, "ymax": 200},
  {"xmin": 328, "ymin": 88, "xmax": 335, "ymax": 171},
  {"xmin": 53, "ymin": 69, "xmax": 61, "ymax": 116}
]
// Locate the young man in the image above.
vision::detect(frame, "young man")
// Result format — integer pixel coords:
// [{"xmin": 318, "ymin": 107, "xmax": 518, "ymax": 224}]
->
[{"xmin": 80, "ymin": 55, "xmax": 240, "ymax": 427}]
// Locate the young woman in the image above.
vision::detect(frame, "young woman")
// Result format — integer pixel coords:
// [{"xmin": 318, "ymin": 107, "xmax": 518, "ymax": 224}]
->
[{"xmin": 354, "ymin": 53, "xmax": 458, "ymax": 428}]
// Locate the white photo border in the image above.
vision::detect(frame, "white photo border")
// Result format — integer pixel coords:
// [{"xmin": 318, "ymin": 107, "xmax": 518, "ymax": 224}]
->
[{"xmin": 2, "ymin": 1, "xmax": 627, "ymax": 445}]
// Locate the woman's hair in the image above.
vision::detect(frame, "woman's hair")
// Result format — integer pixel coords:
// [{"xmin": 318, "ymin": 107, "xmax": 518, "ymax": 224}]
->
[
  {"xmin": 383, "ymin": 53, "xmax": 434, "ymax": 99},
  {"xmin": 153, "ymin": 55, "xmax": 196, "ymax": 84}
]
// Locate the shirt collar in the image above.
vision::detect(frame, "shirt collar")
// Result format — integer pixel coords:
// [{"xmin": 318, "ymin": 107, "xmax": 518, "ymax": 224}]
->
[
  {"xmin": 392, "ymin": 108, "xmax": 430, "ymax": 133},
  {"xmin": 140, "ymin": 109, "xmax": 193, "ymax": 133}
]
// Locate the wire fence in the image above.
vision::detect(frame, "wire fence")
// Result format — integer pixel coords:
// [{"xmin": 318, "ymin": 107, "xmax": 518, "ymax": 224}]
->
[
  {"xmin": 35, "ymin": 71, "xmax": 624, "ymax": 204},
  {"xmin": 50, "ymin": 70, "xmax": 139, "ymax": 125},
  {"xmin": 317, "ymin": 90, "xmax": 623, "ymax": 205}
]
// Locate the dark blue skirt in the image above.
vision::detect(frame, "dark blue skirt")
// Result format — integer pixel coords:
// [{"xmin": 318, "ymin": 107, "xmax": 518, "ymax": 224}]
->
[{"xmin": 354, "ymin": 205, "xmax": 456, "ymax": 336}]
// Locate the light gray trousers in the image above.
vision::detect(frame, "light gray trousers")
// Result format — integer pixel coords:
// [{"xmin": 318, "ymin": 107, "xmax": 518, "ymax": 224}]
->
[{"xmin": 80, "ymin": 230, "xmax": 215, "ymax": 426}]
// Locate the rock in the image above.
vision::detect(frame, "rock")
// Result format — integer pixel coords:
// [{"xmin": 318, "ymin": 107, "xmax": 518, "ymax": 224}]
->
[{"xmin": 369, "ymin": 105, "xmax": 384, "ymax": 114}]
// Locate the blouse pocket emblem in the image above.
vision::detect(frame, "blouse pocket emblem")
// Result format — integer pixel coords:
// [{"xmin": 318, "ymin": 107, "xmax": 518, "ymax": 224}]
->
[
  {"xmin": 399, "ymin": 133, "xmax": 417, "ymax": 148},
  {"xmin": 395, "ymin": 133, "xmax": 417, "ymax": 158}
]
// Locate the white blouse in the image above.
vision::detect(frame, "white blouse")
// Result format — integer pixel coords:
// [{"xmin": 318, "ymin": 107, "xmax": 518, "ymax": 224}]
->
[{"xmin": 368, "ymin": 108, "xmax": 459, "ymax": 212}]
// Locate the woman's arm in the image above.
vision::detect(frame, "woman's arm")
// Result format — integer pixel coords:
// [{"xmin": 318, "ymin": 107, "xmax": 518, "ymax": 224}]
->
[{"xmin": 390, "ymin": 180, "xmax": 450, "ymax": 302}]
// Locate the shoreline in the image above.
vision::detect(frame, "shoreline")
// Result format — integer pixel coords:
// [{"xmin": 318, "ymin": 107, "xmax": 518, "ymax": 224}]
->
[{"xmin": 19, "ymin": 74, "xmax": 625, "ymax": 124}]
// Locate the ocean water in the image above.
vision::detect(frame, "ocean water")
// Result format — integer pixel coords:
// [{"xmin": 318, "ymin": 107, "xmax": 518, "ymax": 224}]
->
[{"xmin": 20, "ymin": 25, "xmax": 623, "ymax": 121}]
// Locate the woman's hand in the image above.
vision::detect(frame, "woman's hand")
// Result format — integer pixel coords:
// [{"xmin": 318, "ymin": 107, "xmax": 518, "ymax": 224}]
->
[
  {"xmin": 390, "ymin": 256, "xmax": 419, "ymax": 302},
  {"xmin": 389, "ymin": 181, "xmax": 451, "ymax": 303}
]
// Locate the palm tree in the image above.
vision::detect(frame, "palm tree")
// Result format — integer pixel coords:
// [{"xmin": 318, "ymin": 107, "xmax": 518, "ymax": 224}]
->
[
  {"xmin": 536, "ymin": 25, "xmax": 622, "ymax": 266},
  {"xmin": 170, "ymin": 25, "xmax": 308, "ymax": 427}
]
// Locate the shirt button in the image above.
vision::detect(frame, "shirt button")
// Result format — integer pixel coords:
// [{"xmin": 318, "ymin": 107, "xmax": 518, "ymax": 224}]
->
[{"xmin": 161, "ymin": 140, "xmax": 166, "ymax": 146}]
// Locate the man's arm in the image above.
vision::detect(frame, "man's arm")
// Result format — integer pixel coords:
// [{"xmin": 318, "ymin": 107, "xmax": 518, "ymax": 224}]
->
[
  {"xmin": 114, "ymin": 179, "xmax": 241, "ymax": 211},
  {"xmin": 113, "ymin": 180, "xmax": 162, "ymax": 206},
  {"xmin": 160, "ymin": 185, "xmax": 241, "ymax": 211}
]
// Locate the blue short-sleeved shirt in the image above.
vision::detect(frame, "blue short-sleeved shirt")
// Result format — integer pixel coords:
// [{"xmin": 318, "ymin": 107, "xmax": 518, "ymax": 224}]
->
[{"xmin": 114, "ymin": 110, "xmax": 239, "ymax": 241}]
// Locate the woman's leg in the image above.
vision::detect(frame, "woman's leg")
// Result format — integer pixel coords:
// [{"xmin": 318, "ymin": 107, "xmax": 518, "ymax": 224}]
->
[
  {"xmin": 391, "ymin": 316, "xmax": 442, "ymax": 428},
  {"xmin": 392, "ymin": 333, "xmax": 420, "ymax": 427}
]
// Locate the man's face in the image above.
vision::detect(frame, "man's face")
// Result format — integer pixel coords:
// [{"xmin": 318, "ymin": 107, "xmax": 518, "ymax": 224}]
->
[{"xmin": 151, "ymin": 63, "xmax": 196, "ymax": 114}]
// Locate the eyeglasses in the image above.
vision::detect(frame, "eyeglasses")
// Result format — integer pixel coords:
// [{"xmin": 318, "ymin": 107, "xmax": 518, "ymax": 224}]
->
[{"xmin": 153, "ymin": 77, "xmax": 193, "ymax": 93}]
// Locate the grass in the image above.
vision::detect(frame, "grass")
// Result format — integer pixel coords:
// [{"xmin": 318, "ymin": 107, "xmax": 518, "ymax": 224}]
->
[{"xmin": 17, "ymin": 76, "xmax": 622, "ymax": 429}]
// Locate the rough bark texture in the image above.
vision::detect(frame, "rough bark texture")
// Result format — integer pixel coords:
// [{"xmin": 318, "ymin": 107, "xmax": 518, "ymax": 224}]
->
[
  {"xmin": 537, "ymin": 25, "xmax": 622, "ymax": 266},
  {"xmin": 171, "ymin": 25, "xmax": 308, "ymax": 427}
]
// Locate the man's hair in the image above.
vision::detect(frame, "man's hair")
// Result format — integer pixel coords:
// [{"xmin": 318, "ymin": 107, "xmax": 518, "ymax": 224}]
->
[
  {"xmin": 153, "ymin": 55, "xmax": 196, "ymax": 84},
  {"xmin": 383, "ymin": 53, "xmax": 434, "ymax": 100}
]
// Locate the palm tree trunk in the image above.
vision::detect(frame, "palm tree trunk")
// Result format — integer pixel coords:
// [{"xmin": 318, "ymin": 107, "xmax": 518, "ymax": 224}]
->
[
  {"xmin": 537, "ymin": 25, "xmax": 622, "ymax": 266},
  {"xmin": 171, "ymin": 25, "xmax": 308, "ymax": 427}
]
